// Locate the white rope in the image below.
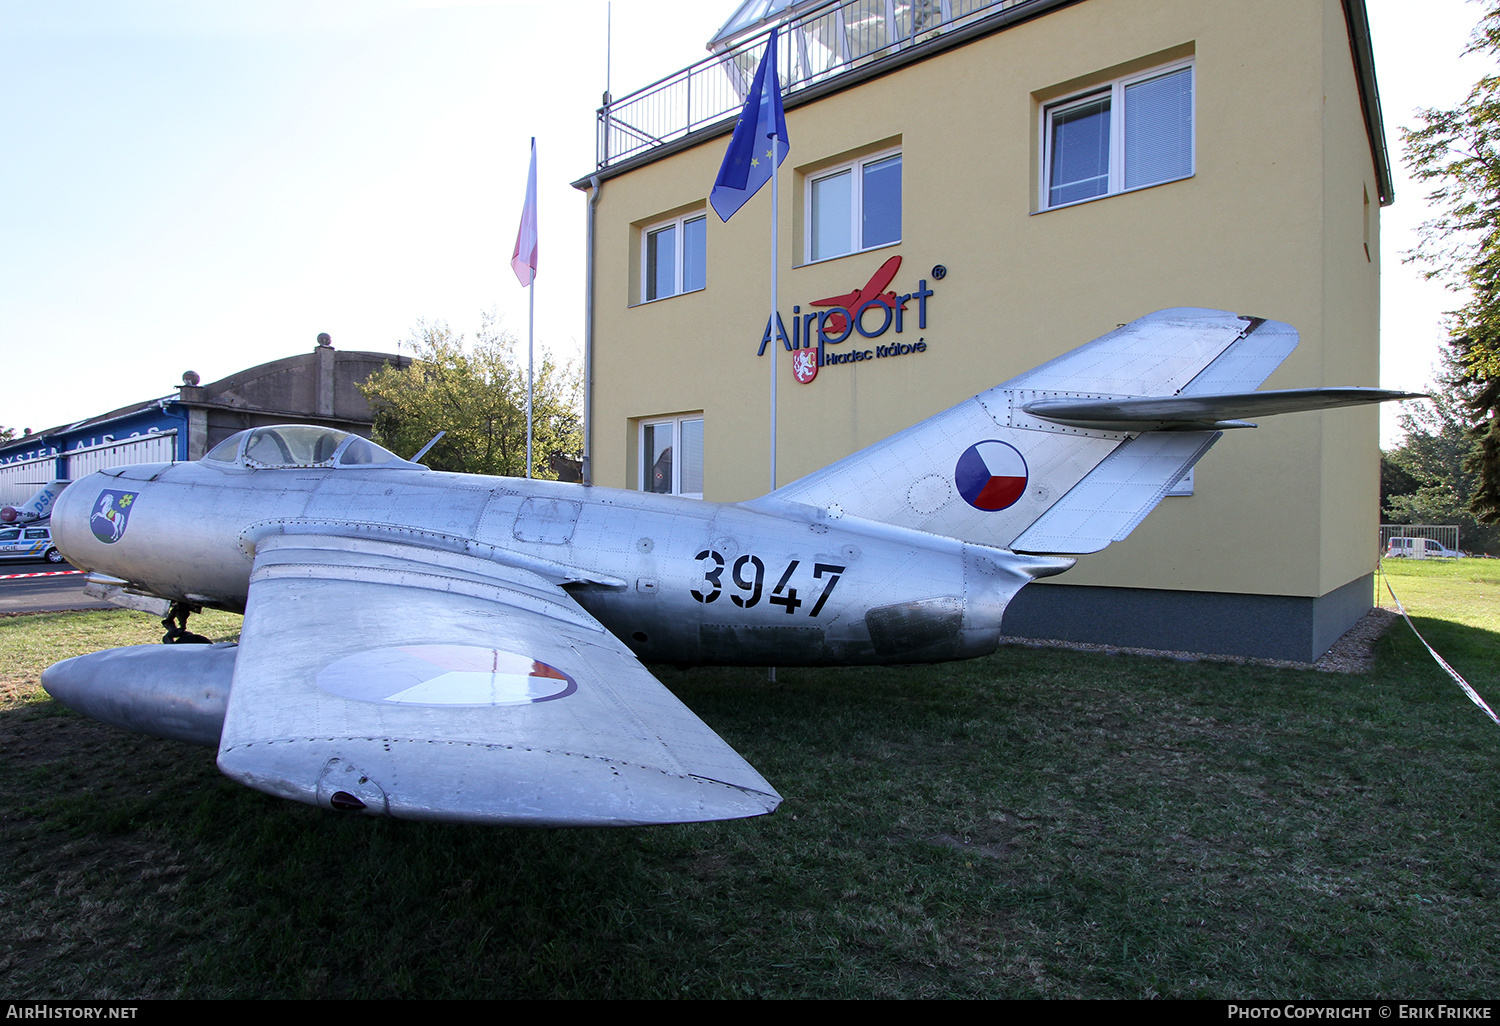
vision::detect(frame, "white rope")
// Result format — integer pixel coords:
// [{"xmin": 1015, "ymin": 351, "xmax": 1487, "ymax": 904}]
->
[{"xmin": 1379, "ymin": 564, "xmax": 1500, "ymax": 727}]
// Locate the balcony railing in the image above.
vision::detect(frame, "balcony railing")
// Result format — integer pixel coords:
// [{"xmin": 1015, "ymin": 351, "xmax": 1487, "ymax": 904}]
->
[{"xmin": 596, "ymin": 0, "xmax": 1040, "ymax": 171}]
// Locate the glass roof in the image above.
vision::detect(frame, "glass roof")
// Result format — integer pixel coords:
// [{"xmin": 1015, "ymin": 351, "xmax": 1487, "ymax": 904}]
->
[
  {"xmin": 203, "ymin": 426, "xmax": 418, "ymax": 470},
  {"xmin": 709, "ymin": 0, "xmax": 821, "ymax": 50}
]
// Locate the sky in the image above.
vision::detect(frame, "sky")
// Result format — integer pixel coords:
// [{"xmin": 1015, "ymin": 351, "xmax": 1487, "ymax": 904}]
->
[
  {"xmin": 0, "ymin": 0, "xmax": 1490, "ymax": 447},
  {"xmin": 0, "ymin": 0, "xmax": 733, "ymax": 434}
]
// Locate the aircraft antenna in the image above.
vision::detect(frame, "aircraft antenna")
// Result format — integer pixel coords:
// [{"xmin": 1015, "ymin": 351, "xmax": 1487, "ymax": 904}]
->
[{"xmin": 411, "ymin": 430, "xmax": 446, "ymax": 463}]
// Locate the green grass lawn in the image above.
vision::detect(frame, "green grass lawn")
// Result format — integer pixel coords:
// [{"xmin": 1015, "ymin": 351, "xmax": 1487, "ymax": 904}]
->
[
  {"xmin": 2, "ymin": 566, "xmax": 1499, "ymax": 999},
  {"xmin": 1379, "ymin": 554, "xmax": 1500, "ymax": 632}
]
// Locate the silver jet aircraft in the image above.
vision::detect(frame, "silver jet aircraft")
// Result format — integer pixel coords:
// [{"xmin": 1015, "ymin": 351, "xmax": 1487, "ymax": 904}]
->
[{"xmin": 41, "ymin": 309, "xmax": 1417, "ymax": 827}]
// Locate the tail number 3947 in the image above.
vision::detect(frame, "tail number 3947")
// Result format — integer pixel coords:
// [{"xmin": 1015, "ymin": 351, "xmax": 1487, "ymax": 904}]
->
[{"xmin": 691, "ymin": 551, "xmax": 844, "ymax": 617}]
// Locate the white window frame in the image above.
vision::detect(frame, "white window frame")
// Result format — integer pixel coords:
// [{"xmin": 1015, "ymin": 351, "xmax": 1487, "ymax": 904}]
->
[
  {"xmin": 804, "ymin": 147, "xmax": 902, "ymax": 263},
  {"xmin": 640, "ymin": 212, "xmax": 707, "ymax": 304},
  {"xmin": 638, "ymin": 415, "xmax": 704, "ymax": 499},
  {"xmin": 1040, "ymin": 59, "xmax": 1195, "ymax": 211}
]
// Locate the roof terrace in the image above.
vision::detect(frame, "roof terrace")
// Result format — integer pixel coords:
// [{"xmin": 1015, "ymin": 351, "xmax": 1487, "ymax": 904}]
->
[{"xmin": 595, "ymin": 0, "xmax": 1047, "ymax": 172}]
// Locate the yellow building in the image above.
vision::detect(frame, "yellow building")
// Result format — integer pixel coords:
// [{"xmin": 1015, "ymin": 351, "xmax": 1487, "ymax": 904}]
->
[{"xmin": 573, "ymin": 0, "xmax": 1392, "ymax": 662}]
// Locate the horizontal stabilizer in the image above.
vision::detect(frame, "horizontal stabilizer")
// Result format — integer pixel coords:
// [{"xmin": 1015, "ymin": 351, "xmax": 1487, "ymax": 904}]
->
[{"xmin": 1022, "ymin": 387, "xmax": 1425, "ymax": 432}]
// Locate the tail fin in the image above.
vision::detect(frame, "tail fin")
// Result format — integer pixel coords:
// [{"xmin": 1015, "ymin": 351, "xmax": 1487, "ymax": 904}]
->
[
  {"xmin": 0, "ymin": 480, "xmax": 69, "ymax": 524},
  {"xmin": 752, "ymin": 308, "xmax": 1406, "ymax": 556}
]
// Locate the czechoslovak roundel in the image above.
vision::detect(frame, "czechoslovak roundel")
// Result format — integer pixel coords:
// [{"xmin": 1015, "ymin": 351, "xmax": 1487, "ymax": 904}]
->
[
  {"xmin": 954, "ymin": 440, "xmax": 1028, "ymax": 512},
  {"xmin": 316, "ymin": 645, "xmax": 577, "ymax": 706}
]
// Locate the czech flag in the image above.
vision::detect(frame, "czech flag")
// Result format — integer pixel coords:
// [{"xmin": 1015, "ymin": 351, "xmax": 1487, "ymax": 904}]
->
[{"xmin": 512, "ymin": 137, "xmax": 538, "ymax": 286}]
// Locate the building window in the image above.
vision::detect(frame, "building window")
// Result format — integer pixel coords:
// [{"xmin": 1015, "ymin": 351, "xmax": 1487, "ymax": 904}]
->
[
  {"xmin": 640, "ymin": 415, "xmax": 703, "ymax": 498},
  {"xmin": 807, "ymin": 150, "xmax": 901, "ymax": 262},
  {"xmin": 1042, "ymin": 62, "xmax": 1193, "ymax": 209},
  {"xmin": 642, "ymin": 213, "xmax": 707, "ymax": 302}
]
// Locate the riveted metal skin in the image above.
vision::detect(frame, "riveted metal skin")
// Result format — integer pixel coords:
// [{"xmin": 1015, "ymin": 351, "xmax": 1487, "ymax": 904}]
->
[{"xmin": 49, "ymin": 461, "xmax": 1064, "ymax": 669}]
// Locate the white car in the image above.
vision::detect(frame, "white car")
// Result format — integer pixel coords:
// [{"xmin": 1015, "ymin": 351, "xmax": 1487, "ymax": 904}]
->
[
  {"xmin": 1385, "ymin": 536, "xmax": 1462, "ymax": 559},
  {"xmin": 0, "ymin": 524, "xmax": 65, "ymax": 564}
]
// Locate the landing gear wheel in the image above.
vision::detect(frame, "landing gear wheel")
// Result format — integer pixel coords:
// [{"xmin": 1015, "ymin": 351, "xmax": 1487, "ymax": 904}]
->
[{"xmin": 162, "ymin": 602, "xmax": 211, "ymax": 645}]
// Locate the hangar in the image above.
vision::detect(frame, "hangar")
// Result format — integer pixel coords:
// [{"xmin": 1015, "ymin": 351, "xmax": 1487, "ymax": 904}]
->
[
  {"xmin": 0, "ymin": 337, "xmax": 409, "ymax": 506},
  {"xmin": 576, "ymin": 0, "xmax": 1392, "ymax": 661}
]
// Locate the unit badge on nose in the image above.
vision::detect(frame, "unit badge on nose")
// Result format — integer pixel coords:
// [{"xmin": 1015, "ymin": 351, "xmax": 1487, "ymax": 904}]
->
[{"xmin": 90, "ymin": 490, "xmax": 139, "ymax": 544}]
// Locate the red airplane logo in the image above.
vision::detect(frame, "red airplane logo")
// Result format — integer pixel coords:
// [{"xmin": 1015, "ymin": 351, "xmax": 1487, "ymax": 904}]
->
[{"xmin": 809, "ymin": 255, "xmax": 909, "ymax": 336}]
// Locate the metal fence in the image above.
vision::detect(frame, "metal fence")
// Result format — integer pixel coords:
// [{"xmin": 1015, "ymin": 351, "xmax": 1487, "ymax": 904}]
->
[
  {"xmin": 0, "ymin": 432, "xmax": 179, "ymax": 507},
  {"xmin": 0, "ymin": 454, "xmax": 57, "ymax": 507},
  {"xmin": 67, "ymin": 432, "xmax": 176, "ymax": 479},
  {"xmin": 1379, "ymin": 524, "xmax": 1461, "ymax": 558},
  {"xmin": 596, "ymin": 0, "xmax": 1032, "ymax": 170}
]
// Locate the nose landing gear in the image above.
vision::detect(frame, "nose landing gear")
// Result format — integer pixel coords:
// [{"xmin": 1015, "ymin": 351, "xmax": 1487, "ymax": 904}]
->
[{"xmin": 162, "ymin": 602, "xmax": 211, "ymax": 645}]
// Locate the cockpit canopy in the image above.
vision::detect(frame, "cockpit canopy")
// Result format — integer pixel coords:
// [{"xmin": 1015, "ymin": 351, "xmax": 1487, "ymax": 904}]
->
[{"xmin": 202, "ymin": 426, "xmax": 419, "ymax": 470}]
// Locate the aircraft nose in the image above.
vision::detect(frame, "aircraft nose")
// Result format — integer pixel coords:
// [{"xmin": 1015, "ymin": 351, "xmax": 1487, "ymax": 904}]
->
[{"xmin": 49, "ymin": 473, "xmax": 109, "ymax": 566}]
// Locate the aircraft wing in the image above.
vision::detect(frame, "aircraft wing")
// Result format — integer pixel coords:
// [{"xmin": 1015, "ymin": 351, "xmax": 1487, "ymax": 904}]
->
[{"xmin": 215, "ymin": 533, "xmax": 781, "ymax": 826}]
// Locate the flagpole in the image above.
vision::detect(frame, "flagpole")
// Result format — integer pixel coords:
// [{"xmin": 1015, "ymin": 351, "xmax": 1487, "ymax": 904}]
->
[
  {"xmin": 520, "ymin": 136, "xmax": 536, "ymax": 480},
  {"xmin": 770, "ymin": 131, "xmax": 778, "ymax": 493},
  {"xmin": 510, "ymin": 136, "xmax": 540, "ymax": 477},
  {"xmin": 768, "ymin": 127, "xmax": 780, "ymax": 684},
  {"xmin": 707, "ymin": 25, "xmax": 785, "ymax": 493},
  {"xmin": 527, "ymin": 270, "xmax": 535, "ymax": 480}
]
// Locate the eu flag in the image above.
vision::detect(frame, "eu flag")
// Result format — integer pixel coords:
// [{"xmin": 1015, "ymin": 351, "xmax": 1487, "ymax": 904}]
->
[{"xmin": 710, "ymin": 26, "xmax": 789, "ymax": 222}]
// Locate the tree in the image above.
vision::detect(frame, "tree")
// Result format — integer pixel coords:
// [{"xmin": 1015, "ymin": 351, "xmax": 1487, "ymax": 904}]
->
[
  {"xmin": 0, "ymin": 427, "xmax": 13, "ymax": 445},
  {"xmin": 1402, "ymin": 0, "xmax": 1500, "ymax": 522},
  {"xmin": 358, "ymin": 316, "xmax": 581, "ymax": 479},
  {"xmin": 1380, "ymin": 450, "xmax": 1420, "ymax": 514},
  {"xmin": 1382, "ymin": 357, "xmax": 1500, "ymax": 554}
]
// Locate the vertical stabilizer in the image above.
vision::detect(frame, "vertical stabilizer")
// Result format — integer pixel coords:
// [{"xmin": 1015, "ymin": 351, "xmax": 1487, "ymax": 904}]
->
[
  {"xmin": 1, "ymin": 480, "xmax": 70, "ymax": 524},
  {"xmin": 750, "ymin": 309, "xmax": 1297, "ymax": 555}
]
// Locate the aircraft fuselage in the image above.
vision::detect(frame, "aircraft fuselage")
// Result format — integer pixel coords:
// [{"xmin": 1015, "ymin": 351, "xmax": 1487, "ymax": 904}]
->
[{"xmin": 50, "ymin": 460, "xmax": 1071, "ymax": 668}]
